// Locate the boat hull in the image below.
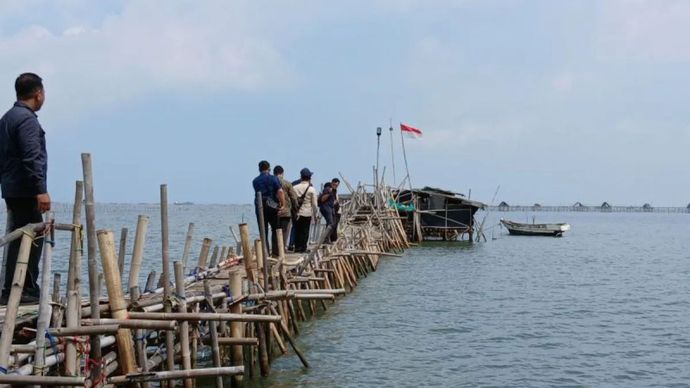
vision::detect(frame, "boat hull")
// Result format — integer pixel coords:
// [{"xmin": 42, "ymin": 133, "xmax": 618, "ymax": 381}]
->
[{"xmin": 500, "ymin": 219, "xmax": 570, "ymax": 237}]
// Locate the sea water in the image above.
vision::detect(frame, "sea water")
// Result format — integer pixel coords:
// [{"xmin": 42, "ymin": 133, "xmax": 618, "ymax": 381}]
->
[{"xmin": 3, "ymin": 206, "xmax": 688, "ymax": 387}]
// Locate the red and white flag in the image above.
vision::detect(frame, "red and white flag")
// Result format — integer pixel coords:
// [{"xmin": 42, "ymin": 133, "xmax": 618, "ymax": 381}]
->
[{"xmin": 400, "ymin": 123, "xmax": 423, "ymax": 139}]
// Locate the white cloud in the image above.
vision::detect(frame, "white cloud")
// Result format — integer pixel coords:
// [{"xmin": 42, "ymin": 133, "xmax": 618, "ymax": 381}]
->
[{"xmin": 0, "ymin": 1, "xmax": 294, "ymax": 123}]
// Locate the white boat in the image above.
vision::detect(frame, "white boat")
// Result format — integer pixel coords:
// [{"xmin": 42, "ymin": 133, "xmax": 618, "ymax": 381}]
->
[{"xmin": 500, "ymin": 219, "xmax": 570, "ymax": 237}]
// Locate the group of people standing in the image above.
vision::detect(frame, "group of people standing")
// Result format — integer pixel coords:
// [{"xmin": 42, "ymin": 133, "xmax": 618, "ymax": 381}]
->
[{"xmin": 252, "ymin": 160, "xmax": 341, "ymax": 257}]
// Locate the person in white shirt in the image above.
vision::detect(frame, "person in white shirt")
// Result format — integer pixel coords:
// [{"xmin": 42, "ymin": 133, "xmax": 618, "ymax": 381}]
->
[{"xmin": 292, "ymin": 168, "xmax": 318, "ymax": 253}]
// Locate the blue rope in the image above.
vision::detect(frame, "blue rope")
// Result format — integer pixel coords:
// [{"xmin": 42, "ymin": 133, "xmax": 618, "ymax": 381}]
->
[{"xmin": 45, "ymin": 331, "xmax": 59, "ymax": 356}]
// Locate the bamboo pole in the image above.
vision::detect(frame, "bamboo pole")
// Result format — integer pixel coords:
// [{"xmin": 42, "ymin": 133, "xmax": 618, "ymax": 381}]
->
[
  {"xmin": 208, "ymin": 245, "xmax": 219, "ymax": 268},
  {"xmin": 144, "ymin": 271, "xmax": 157, "ymax": 293},
  {"xmin": 229, "ymin": 271, "xmax": 243, "ymax": 385},
  {"xmin": 196, "ymin": 238, "xmax": 212, "ymax": 271},
  {"xmin": 82, "ymin": 319, "xmax": 176, "ymax": 330},
  {"xmin": 255, "ymin": 192, "xmax": 270, "ymax": 292},
  {"xmin": 108, "ymin": 367, "xmax": 244, "ymax": 385},
  {"xmin": 174, "ymin": 262, "xmax": 193, "ymax": 388},
  {"xmin": 239, "ymin": 224, "xmax": 255, "ymax": 283},
  {"xmin": 127, "ymin": 312, "xmax": 281, "ymax": 322},
  {"xmin": 127, "ymin": 215, "xmax": 149, "ymax": 291},
  {"xmin": 81, "ymin": 153, "xmax": 103, "ymax": 381},
  {"xmin": 34, "ymin": 214, "xmax": 54, "ymax": 378},
  {"xmin": 203, "ymin": 280, "xmax": 223, "ymax": 388},
  {"xmin": 181, "ymin": 222, "xmax": 194, "ymax": 270},
  {"xmin": 117, "ymin": 228, "xmax": 128, "ymax": 277},
  {"xmin": 64, "ymin": 181, "xmax": 82, "ymax": 377},
  {"xmin": 129, "ymin": 286, "xmax": 151, "ymax": 388},
  {"xmin": 0, "ymin": 375, "xmax": 85, "ymax": 386},
  {"xmin": 48, "ymin": 325, "xmax": 121, "ymax": 336},
  {"xmin": 0, "ymin": 229, "xmax": 36, "ymax": 373},
  {"xmin": 97, "ymin": 229, "xmax": 137, "ymax": 376},
  {"xmin": 160, "ymin": 184, "xmax": 175, "ymax": 379}
]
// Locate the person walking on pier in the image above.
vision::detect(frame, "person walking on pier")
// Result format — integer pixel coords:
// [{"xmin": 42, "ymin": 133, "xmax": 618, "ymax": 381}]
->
[
  {"xmin": 273, "ymin": 165, "xmax": 298, "ymax": 253},
  {"xmin": 0, "ymin": 73, "xmax": 50, "ymax": 305},
  {"xmin": 293, "ymin": 168, "xmax": 318, "ymax": 253},
  {"xmin": 318, "ymin": 178, "xmax": 340, "ymax": 243},
  {"xmin": 252, "ymin": 160, "xmax": 285, "ymax": 257}
]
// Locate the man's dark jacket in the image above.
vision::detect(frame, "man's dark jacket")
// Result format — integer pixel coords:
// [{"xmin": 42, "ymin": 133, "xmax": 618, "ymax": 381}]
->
[{"xmin": 0, "ymin": 102, "xmax": 48, "ymax": 198}]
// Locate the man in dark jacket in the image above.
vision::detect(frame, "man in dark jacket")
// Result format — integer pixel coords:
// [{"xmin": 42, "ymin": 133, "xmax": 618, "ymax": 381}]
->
[{"xmin": 0, "ymin": 73, "xmax": 50, "ymax": 304}]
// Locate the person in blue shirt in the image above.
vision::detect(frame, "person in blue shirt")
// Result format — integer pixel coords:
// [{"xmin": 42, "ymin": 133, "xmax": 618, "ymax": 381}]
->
[
  {"xmin": 318, "ymin": 178, "xmax": 340, "ymax": 243},
  {"xmin": 252, "ymin": 160, "xmax": 285, "ymax": 257},
  {"xmin": 0, "ymin": 73, "xmax": 51, "ymax": 305}
]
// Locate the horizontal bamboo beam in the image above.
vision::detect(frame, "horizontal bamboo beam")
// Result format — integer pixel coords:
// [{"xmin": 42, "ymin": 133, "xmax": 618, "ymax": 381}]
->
[
  {"xmin": 108, "ymin": 367, "xmax": 244, "ymax": 384},
  {"xmin": 128, "ymin": 312, "xmax": 281, "ymax": 322},
  {"xmin": 201, "ymin": 337, "xmax": 259, "ymax": 346},
  {"xmin": 0, "ymin": 375, "xmax": 85, "ymax": 386},
  {"xmin": 48, "ymin": 325, "xmax": 120, "ymax": 336},
  {"xmin": 82, "ymin": 319, "xmax": 176, "ymax": 330}
]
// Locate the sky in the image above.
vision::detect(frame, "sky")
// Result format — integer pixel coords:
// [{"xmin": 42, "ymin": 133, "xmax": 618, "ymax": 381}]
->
[{"xmin": 0, "ymin": 0, "xmax": 688, "ymax": 206}]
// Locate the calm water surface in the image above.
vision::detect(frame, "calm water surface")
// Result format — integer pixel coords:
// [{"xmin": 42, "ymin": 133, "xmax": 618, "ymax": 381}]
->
[{"xmin": 3, "ymin": 206, "xmax": 689, "ymax": 387}]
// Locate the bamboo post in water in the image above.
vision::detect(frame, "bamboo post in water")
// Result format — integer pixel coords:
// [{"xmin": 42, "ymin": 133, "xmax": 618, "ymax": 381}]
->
[
  {"xmin": 181, "ymin": 223, "xmax": 194, "ymax": 270},
  {"xmin": 209, "ymin": 245, "xmax": 219, "ymax": 268},
  {"xmin": 127, "ymin": 215, "xmax": 149, "ymax": 291},
  {"xmin": 203, "ymin": 280, "xmax": 223, "ymax": 388},
  {"xmin": 144, "ymin": 271, "xmax": 157, "ymax": 293},
  {"xmin": 196, "ymin": 238, "xmax": 212, "ymax": 271},
  {"xmin": 97, "ymin": 229, "xmax": 137, "ymax": 375},
  {"xmin": 34, "ymin": 214, "xmax": 54, "ymax": 378},
  {"xmin": 229, "ymin": 271, "xmax": 244, "ymax": 385},
  {"xmin": 174, "ymin": 262, "xmax": 193, "ymax": 388},
  {"xmin": 129, "ymin": 286, "xmax": 151, "ymax": 388},
  {"xmin": 64, "ymin": 180, "xmax": 83, "ymax": 377},
  {"xmin": 117, "ymin": 228, "xmax": 128, "ymax": 277},
  {"xmin": 81, "ymin": 153, "xmax": 102, "ymax": 378},
  {"xmin": 160, "ymin": 184, "xmax": 176, "ymax": 381},
  {"xmin": 239, "ymin": 224, "xmax": 255, "ymax": 283}
]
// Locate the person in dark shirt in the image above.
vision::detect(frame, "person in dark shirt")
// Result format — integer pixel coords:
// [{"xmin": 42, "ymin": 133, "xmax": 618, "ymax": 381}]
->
[
  {"xmin": 0, "ymin": 73, "xmax": 51, "ymax": 304},
  {"xmin": 252, "ymin": 160, "xmax": 285, "ymax": 257},
  {"xmin": 318, "ymin": 178, "xmax": 340, "ymax": 243}
]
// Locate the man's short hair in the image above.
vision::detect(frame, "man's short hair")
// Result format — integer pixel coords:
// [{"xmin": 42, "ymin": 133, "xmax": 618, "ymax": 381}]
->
[
  {"xmin": 15, "ymin": 73, "xmax": 43, "ymax": 100},
  {"xmin": 331, "ymin": 178, "xmax": 340, "ymax": 184},
  {"xmin": 273, "ymin": 165, "xmax": 284, "ymax": 175},
  {"xmin": 258, "ymin": 160, "xmax": 270, "ymax": 172}
]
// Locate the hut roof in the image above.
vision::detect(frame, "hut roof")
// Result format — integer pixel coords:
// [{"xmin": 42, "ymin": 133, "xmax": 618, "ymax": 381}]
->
[
  {"xmin": 601, "ymin": 201, "xmax": 611, "ymax": 208},
  {"xmin": 498, "ymin": 201, "xmax": 510, "ymax": 207},
  {"xmin": 573, "ymin": 201, "xmax": 584, "ymax": 207},
  {"xmin": 533, "ymin": 203, "xmax": 542, "ymax": 207},
  {"xmin": 642, "ymin": 203, "xmax": 653, "ymax": 209}
]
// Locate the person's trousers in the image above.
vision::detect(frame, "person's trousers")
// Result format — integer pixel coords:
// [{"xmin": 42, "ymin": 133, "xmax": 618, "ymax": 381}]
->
[
  {"xmin": 278, "ymin": 217, "xmax": 291, "ymax": 255},
  {"xmin": 294, "ymin": 216, "xmax": 312, "ymax": 253},
  {"xmin": 320, "ymin": 205, "xmax": 335, "ymax": 242},
  {"xmin": 256, "ymin": 204, "xmax": 279, "ymax": 258},
  {"xmin": 331, "ymin": 213, "xmax": 341, "ymax": 242},
  {"xmin": 3, "ymin": 198, "xmax": 43, "ymax": 298}
]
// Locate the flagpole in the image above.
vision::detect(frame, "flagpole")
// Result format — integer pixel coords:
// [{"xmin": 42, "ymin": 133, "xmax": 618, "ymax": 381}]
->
[{"xmin": 399, "ymin": 123, "xmax": 413, "ymax": 191}]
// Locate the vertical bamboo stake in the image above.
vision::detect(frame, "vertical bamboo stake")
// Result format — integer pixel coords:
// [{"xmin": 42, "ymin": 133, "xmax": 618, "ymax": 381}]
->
[
  {"xmin": 181, "ymin": 223, "xmax": 194, "ymax": 270},
  {"xmin": 144, "ymin": 271, "xmax": 156, "ymax": 293},
  {"xmin": 0, "ymin": 231, "xmax": 35, "ymax": 372},
  {"xmin": 160, "ymin": 184, "xmax": 175, "ymax": 380},
  {"xmin": 64, "ymin": 180, "xmax": 83, "ymax": 377},
  {"xmin": 50, "ymin": 272, "xmax": 62, "ymax": 327},
  {"xmin": 130, "ymin": 286, "xmax": 151, "ymax": 388},
  {"xmin": 203, "ymin": 280, "xmax": 223, "ymax": 388},
  {"xmin": 254, "ymin": 240, "xmax": 264, "ymax": 279},
  {"xmin": 97, "ymin": 229, "xmax": 137, "ymax": 374},
  {"xmin": 255, "ymin": 192, "xmax": 270, "ymax": 293},
  {"xmin": 127, "ymin": 215, "xmax": 149, "ymax": 291},
  {"xmin": 239, "ymin": 224, "xmax": 255, "ymax": 283},
  {"xmin": 117, "ymin": 228, "xmax": 128, "ymax": 277},
  {"xmin": 34, "ymin": 214, "xmax": 54, "ymax": 378},
  {"xmin": 81, "ymin": 153, "xmax": 102, "ymax": 379},
  {"xmin": 196, "ymin": 238, "xmax": 212, "ymax": 271},
  {"xmin": 229, "ymin": 272, "xmax": 243, "ymax": 385},
  {"xmin": 219, "ymin": 246, "xmax": 227, "ymax": 265},
  {"xmin": 208, "ymin": 246, "xmax": 219, "ymax": 268},
  {"xmin": 174, "ymin": 262, "xmax": 193, "ymax": 388}
]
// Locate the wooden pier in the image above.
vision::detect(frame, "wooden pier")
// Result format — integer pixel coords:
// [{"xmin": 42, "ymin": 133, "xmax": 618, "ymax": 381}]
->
[{"xmin": 0, "ymin": 153, "xmax": 409, "ymax": 386}]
